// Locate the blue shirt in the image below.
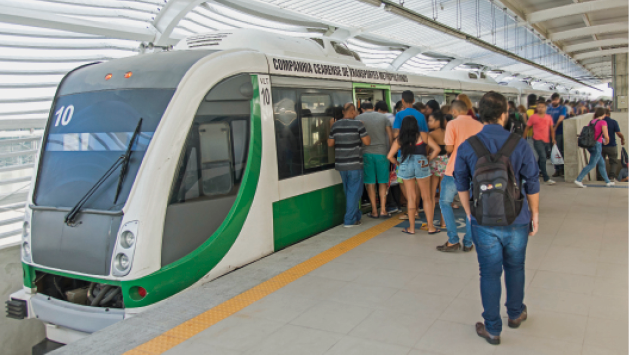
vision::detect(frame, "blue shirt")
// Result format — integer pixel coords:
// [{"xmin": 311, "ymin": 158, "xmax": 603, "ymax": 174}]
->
[
  {"xmin": 454, "ymin": 124, "xmax": 540, "ymax": 225},
  {"xmin": 604, "ymin": 116, "xmax": 620, "ymax": 147},
  {"xmin": 393, "ymin": 108, "xmax": 428, "ymax": 132},
  {"xmin": 546, "ymin": 105, "xmax": 567, "ymax": 135}
]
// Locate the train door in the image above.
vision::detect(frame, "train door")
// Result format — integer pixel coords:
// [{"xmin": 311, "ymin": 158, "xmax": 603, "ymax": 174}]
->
[
  {"xmin": 444, "ymin": 89, "xmax": 460, "ymax": 105},
  {"xmin": 352, "ymin": 83, "xmax": 391, "ymax": 111}
]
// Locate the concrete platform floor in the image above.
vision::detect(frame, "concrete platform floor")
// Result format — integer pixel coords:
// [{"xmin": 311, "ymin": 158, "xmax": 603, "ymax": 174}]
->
[{"xmin": 55, "ymin": 182, "xmax": 628, "ymax": 355}]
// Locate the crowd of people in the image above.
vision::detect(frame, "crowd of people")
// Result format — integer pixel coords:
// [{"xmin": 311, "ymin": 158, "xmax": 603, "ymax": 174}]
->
[{"xmin": 326, "ymin": 89, "xmax": 624, "ymax": 345}]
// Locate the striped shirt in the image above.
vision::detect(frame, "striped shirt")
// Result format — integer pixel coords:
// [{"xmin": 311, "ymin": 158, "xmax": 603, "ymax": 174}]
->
[{"xmin": 329, "ymin": 118, "xmax": 369, "ymax": 171}]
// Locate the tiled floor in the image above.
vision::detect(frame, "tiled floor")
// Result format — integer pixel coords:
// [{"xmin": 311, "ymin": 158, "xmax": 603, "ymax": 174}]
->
[{"xmin": 164, "ymin": 183, "xmax": 628, "ymax": 355}]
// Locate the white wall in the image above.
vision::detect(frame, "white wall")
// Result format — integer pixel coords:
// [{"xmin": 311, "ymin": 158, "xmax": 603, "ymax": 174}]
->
[{"xmin": 0, "ymin": 245, "xmax": 45, "ymax": 355}]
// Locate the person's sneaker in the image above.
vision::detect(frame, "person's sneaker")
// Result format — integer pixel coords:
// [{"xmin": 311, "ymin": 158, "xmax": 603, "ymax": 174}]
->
[
  {"xmin": 552, "ymin": 171, "xmax": 561, "ymax": 177},
  {"xmin": 574, "ymin": 181, "xmax": 586, "ymax": 188},
  {"xmin": 546, "ymin": 179, "xmax": 556, "ymax": 185},
  {"xmin": 462, "ymin": 245, "xmax": 474, "ymax": 252},
  {"xmin": 436, "ymin": 242, "xmax": 460, "ymax": 252},
  {"xmin": 386, "ymin": 206, "xmax": 399, "ymax": 214},
  {"xmin": 508, "ymin": 305, "xmax": 528, "ymax": 329},
  {"xmin": 475, "ymin": 322, "xmax": 500, "ymax": 345},
  {"xmin": 343, "ymin": 220, "xmax": 362, "ymax": 228},
  {"xmin": 606, "ymin": 182, "xmax": 616, "ymax": 187}
]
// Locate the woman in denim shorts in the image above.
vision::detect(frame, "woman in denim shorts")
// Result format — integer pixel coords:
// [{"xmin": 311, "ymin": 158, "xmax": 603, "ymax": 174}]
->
[{"xmin": 387, "ymin": 116, "xmax": 441, "ymax": 234}]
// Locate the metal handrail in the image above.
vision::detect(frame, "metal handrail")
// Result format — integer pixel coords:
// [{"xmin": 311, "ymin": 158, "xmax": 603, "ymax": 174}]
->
[
  {"xmin": 0, "ymin": 176, "xmax": 32, "ymax": 186},
  {"xmin": 0, "ymin": 137, "xmax": 42, "ymax": 145},
  {"xmin": 0, "ymin": 150, "xmax": 38, "ymax": 159},
  {"xmin": 0, "ymin": 164, "xmax": 35, "ymax": 173}
]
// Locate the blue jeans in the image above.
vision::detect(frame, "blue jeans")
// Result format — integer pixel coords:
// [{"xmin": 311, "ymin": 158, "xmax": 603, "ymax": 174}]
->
[
  {"xmin": 439, "ymin": 176, "xmax": 472, "ymax": 247},
  {"xmin": 339, "ymin": 169, "xmax": 363, "ymax": 226},
  {"xmin": 472, "ymin": 222, "xmax": 529, "ymax": 336},
  {"xmin": 533, "ymin": 139, "xmax": 550, "ymax": 182},
  {"xmin": 576, "ymin": 141, "xmax": 610, "ymax": 183}
]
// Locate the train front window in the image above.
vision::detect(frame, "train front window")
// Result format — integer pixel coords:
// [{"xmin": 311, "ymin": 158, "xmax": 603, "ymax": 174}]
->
[{"xmin": 34, "ymin": 89, "xmax": 174, "ymax": 210}]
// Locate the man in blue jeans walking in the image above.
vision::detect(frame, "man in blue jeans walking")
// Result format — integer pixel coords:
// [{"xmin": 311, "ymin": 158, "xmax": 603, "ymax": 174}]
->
[
  {"xmin": 328, "ymin": 102, "xmax": 371, "ymax": 227},
  {"xmin": 454, "ymin": 92, "xmax": 540, "ymax": 345}
]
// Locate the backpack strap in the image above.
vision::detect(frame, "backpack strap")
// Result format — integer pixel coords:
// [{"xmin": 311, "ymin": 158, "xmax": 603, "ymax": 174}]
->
[
  {"xmin": 467, "ymin": 136, "xmax": 491, "ymax": 159},
  {"xmin": 497, "ymin": 133, "xmax": 521, "ymax": 158}
]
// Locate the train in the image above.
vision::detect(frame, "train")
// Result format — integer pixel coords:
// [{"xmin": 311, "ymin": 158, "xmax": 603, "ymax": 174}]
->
[{"xmin": 7, "ymin": 28, "xmax": 583, "ymax": 345}]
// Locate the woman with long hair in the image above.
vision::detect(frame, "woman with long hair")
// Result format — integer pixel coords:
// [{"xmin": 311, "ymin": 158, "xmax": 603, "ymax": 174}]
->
[
  {"xmin": 428, "ymin": 111, "xmax": 448, "ymax": 228},
  {"xmin": 388, "ymin": 116, "xmax": 441, "ymax": 234},
  {"xmin": 575, "ymin": 108, "xmax": 614, "ymax": 187},
  {"xmin": 517, "ymin": 104, "xmax": 528, "ymax": 124}
]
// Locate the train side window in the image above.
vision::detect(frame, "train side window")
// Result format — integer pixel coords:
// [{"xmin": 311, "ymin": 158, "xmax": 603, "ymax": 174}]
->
[
  {"xmin": 301, "ymin": 94, "xmax": 335, "ymax": 171},
  {"xmin": 273, "ymin": 89, "xmax": 303, "ymax": 180},
  {"xmin": 231, "ymin": 120, "xmax": 248, "ymax": 182},
  {"xmin": 199, "ymin": 122, "xmax": 233, "ymax": 196}
]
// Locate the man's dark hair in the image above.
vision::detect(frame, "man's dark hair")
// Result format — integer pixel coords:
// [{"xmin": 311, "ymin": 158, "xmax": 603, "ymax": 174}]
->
[
  {"xmin": 375, "ymin": 101, "xmax": 389, "ymax": 112},
  {"xmin": 425, "ymin": 100, "xmax": 440, "ymax": 113},
  {"xmin": 508, "ymin": 101, "xmax": 516, "ymax": 109},
  {"xmin": 361, "ymin": 101, "xmax": 373, "ymax": 110},
  {"xmin": 551, "ymin": 93, "xmax": 560, "ymax": 101},
  {"xmin": 479, "ymin": 91, "xmax": 507, "ymax": 124},
  {"xmin": 413, "ymin": 102, "xmax": 425, "ymax": 112},
  {"xmin": 527, "ymin": 94, "xmax": 537, "ymax": 106},
  {"xmin": 450, "ymin": 100, "xmax": 467, "ymax": 113},
  {"xmin": 402, "ymin": 90, "xmax": 415, "ymax": 104},
  {"xmin": 537, "ymin": 100, "xmax": 546, "ymax": 106},
  {"xmin": 395, "ymin": 100, "xmax": 403, "ymax": 112}
]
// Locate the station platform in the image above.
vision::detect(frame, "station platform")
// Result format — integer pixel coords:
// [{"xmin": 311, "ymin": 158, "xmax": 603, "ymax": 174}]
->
[{"xmin": 53, "ymin": 182, "xmax": 628, "ymax": 355}]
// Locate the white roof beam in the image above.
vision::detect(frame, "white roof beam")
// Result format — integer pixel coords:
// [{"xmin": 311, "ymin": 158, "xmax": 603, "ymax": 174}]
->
[
  {"xmin": 0, "ymin": 6, "xmax": 155, "ymax": 42},
  {"xmin": 573, "ymin": 47, "xmax": 628, "ymax": 60},
  {"xmin": 564, "ymin": 38, "xmax": 629, "ymax": 53},
  {"xmin": 527, "ymin": 0, "xmax": 627, "ymax": 24},
  {"xmin": 389, "ymin": 47, "xmax": 425, "ymax": 71},
  {"xmin": 153, "ymin": 0, "xmax": 207, "ymax": 46},
  {"xmin": 550, "ymin": 22, "xmax": 627, "ymax": 41},
  {"xmin": 439, "ymin": 59, "xmax": 465, "ymax": 71},
  {"xmin": 585, "ymin": 62, "xmax": 612, "ymax": 69}
]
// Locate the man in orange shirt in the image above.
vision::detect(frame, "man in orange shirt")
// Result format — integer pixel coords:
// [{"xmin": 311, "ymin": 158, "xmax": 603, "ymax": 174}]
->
[
  {"xmin": 524, "ymin": 101, "xmax": 556, "ymax": 185},
  {"xmin": 437, "ymin": 100, "xmax": 484, "ymax": 252}
]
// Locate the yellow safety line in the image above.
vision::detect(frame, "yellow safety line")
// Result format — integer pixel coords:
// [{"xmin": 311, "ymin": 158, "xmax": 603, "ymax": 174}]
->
[{"xmin": 125, "ymin": 217, "xmax": 401, "ymax": 355}]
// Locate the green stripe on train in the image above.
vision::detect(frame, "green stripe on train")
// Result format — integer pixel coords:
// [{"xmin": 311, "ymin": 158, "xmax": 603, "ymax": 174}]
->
[
  {"xmin": 24, "ymin": 75, "xmax": 263, "ymax": 308},
  {"xmin": 272, "ymin": 184, "xmax": 345, "ymax": 251}
]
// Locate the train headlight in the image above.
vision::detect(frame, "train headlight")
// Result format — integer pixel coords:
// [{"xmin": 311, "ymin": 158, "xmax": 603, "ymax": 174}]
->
[
  {"xmin": 22, "ymin": 242, "xmax": 30, "ymax": 257},
  {"xmin": 22, "ymin": 221, "xmax": 30, "ymax": 240},
  {"xmin": 114, "ymin": 253, "xmax": 130, "ymax": 271},
  {"xmin": 120, "ymin": 231, "xmax": 135, "ymax": 249}
]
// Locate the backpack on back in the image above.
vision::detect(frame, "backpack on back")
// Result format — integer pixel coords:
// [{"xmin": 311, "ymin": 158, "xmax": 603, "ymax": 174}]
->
[
  {"xmin": 577, "ymin": 120, "xmax": 601, "ymax": 149},
  {"xmin": 509, "ymin": 112, "xmax": 526, "ymax": 136},
  {"xmin": 468, "ymin": 133, "xmax": 523, "ymax": 226}
]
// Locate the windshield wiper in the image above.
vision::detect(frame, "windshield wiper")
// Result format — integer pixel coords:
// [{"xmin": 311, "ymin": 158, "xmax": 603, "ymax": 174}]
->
[
  {"xmin": 64, "ymin": 118, "xmax": 143, "ymax": 226},
  {"xmin": 114, "ymin": 118, "xmax": 142, "ymax": 204}
]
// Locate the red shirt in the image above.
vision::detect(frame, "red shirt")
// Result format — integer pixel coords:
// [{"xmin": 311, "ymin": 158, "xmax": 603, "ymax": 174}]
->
[{"xmin": 527, "ymin": 114, "xmax": 553, "ymax": 143}]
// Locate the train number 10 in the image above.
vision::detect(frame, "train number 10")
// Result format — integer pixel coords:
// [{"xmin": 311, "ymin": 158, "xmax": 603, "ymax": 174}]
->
[{"xmin": 54, "ymin": 105, "xmax": 74, "ymax": 127}]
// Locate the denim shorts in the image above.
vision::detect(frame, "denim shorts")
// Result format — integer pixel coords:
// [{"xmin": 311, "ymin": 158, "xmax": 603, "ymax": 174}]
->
[{"xmin": 398, "ymin": 154, "xmax": 431, "ymax": 180}]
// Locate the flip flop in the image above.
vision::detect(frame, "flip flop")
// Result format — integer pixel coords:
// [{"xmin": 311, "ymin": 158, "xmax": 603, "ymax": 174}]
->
[
  {"xmin": 419, "ymin": 223, "xmax": 429, "ymax": 231},
  {"xmin": 428, "ymin": 229, "xmax": 442, "ymax": 235},
  {"xmin": 398, "ymin": 214, "xmax": 420, "ymax": 220},
  {"xmin": 401, "ymin": 228, "xmax": 415, "ymax": 235},
  {"xmin": 367, "ymin": 214, "xmax": 380, "ymax": 219},
  {"xmin": 379, "ymin": 213, "xmax": 391, "ymax": 219}
]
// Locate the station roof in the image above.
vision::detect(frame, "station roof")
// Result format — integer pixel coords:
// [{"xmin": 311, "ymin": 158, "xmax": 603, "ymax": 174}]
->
[{"xmin": 0, "ymin": 0, "xmax": 627, "ymax": 122}]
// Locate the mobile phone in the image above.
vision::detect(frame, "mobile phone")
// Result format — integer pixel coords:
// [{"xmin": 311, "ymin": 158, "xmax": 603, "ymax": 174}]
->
[{"xmin": 529, "ymin": 221, "xmax": 534, "ymax": 233}]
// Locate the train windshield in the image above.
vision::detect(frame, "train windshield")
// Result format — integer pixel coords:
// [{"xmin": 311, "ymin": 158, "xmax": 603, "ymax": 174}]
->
[{"xmin": 34, "ymin": 88, "xmax": 175, "ymax": 211}]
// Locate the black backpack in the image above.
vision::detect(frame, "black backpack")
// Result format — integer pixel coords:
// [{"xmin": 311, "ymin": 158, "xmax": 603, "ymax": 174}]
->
[
  {"xmin": 578, "ymin": 120, "xmax": 601, "ymax": 149},
  {"xmin": 468, "ymin": 133, "xmax": 524, "ymax": 226},
  {"xmin": 509, "ymin": 112, "xmax": 525, "ymax": 136}
]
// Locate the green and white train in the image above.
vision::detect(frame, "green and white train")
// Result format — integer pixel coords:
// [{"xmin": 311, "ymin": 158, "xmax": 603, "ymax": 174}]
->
[{"xmin": 8, "ymin": 29, "xmax": 561, "ymax": 345}]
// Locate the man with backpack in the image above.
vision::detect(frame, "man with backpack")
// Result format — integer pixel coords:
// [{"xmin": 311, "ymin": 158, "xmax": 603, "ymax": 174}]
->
[
  {"xmin": 506, "ymin": 101, "xmax": 525, "ymax": 136},
  {"xmin": 454, "ymin": 91, "xmax": 540, "ymax": 345}
]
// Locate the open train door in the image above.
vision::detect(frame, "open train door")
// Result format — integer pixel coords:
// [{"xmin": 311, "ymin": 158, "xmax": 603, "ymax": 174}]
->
[{"xmin": 353, "ymin": 83, "xmax": 392, "ymax": 112}]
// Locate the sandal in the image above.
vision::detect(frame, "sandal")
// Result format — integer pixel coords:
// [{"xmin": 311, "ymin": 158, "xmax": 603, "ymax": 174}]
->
[
  {"xmin": 401, "ymin": 228, "xmax": 415, "ymax": 235},
  {"xmin": 367, "ymin": 214, "xmax": 379, "ymax": 219},
  {"xmin": 428, "ymin": 229, "xmax": 442, "ymax": 235},
  {"xmin": 379, "ymin": 213, "xmax": 391, "ymax": 219}
]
